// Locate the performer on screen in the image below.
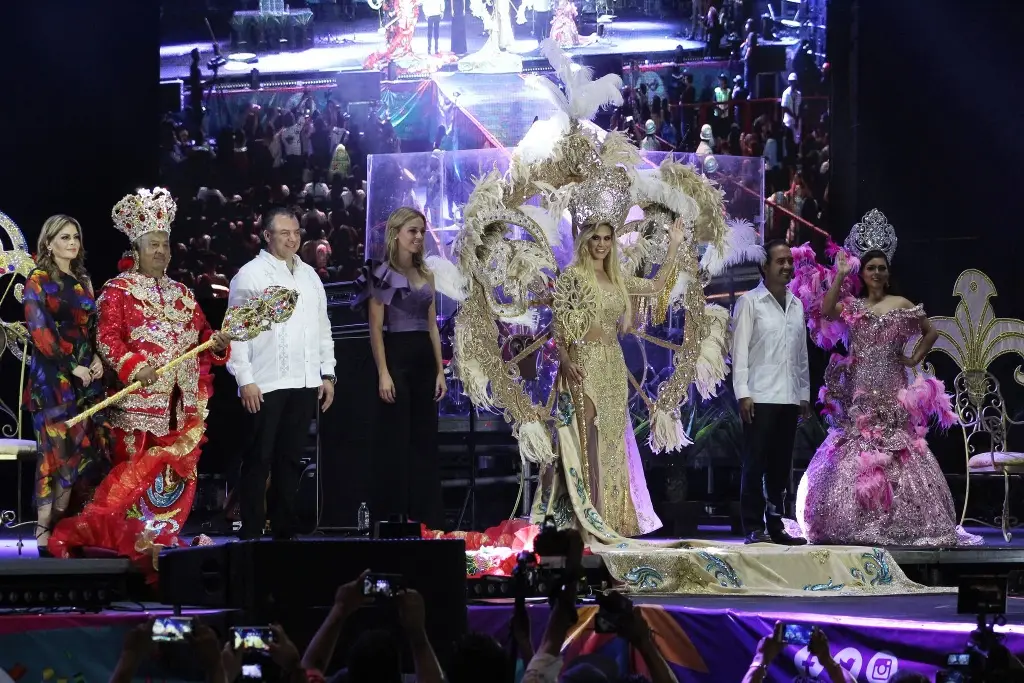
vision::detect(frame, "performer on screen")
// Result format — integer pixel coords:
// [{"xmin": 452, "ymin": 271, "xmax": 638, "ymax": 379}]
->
[
  {"xmin": 23, "ymin": 215, "xmax": 110, "ymax": 557},
  {"xmin": 360, "ymin": 206, "xmax": 445, "ymax": 530},
  {"xmin": 730, "ymin": 239, "xmax": 809, "ymax": 546},
  {"xmin": 792, "ymin": 211, "xmax": 982, "ymax": 547},
  {"xmin": 420, "ymin": 0, "xmax": 445, "ymax": 54},
  {"xmin": 49, "ymin": 188, "xmax": 231, "ymax": 560},
  {"xmin": 227, "ymin": 207, "xmax": 336, "ymax": 541}
]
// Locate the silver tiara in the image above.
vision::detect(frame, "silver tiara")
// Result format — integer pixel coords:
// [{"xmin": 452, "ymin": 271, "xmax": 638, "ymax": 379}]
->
[{"xmin": 844, "ymin": 209, "xmax": 897, "ymax": 262}]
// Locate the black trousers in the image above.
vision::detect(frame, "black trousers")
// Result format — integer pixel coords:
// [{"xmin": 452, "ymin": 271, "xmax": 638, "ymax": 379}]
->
[
  {"xmin": 426, "ymin": 15, "xmax": 441, "ymax": 52},
  {"xmin": 534, "ymin": 10, "xmax": 551, "ymax": 39},
  {"xmin": 373, "ymin": 332, "xmax": 444, "ymax": 529},
  {"xmin": 238, "ymin": 387, "xmax": 317, "ymax": 539},
  {"xmin": 740, "ymin": 402, "xmax": 799, "ymax": 536}
]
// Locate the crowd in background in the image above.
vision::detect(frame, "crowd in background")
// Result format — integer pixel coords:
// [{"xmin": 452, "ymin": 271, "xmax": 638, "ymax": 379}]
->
[
  {"xmin": 160, "ymin": 39, "xmax": 829, "ymax": 292},
  {"xmin": 159, "ymin": 99, "xmax": 390, "ymax": 292}
]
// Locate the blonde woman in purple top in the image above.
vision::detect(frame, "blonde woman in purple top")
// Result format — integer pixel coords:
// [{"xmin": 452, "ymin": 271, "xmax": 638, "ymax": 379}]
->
[{"xmin": 363, "ymin": 207, "xmax": 446, "ymax": 529}]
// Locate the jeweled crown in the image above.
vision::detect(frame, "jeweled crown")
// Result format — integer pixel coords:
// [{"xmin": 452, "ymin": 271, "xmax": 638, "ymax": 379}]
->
[
  {"xmin": 844, "ymin": 209, "xmax": 897, "ymax": 262},
  {"xmin": 112, "ymin": 187, "xmax": 176, "ymax": 243},
  {"xmin": 568, "ymin": 165, "xmax": 633, "ymax": 235}
]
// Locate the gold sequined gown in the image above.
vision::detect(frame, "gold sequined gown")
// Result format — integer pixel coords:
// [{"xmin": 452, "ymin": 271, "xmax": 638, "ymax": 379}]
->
[{"xmin": 532, "ymin": 268, "xmax": 663, "ymax": 539}]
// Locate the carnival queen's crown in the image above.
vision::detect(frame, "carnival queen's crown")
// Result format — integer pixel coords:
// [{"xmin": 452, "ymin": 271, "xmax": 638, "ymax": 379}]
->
[
  {"xmin": 844, "ymin": 208, "xmax": 897, "ymax": 262},
  {"xmin": 112, "ymin": 187, "xmax": 177, "ymax": 243},
  {"xmin": 567, "ymin": 165, "xmax": 633, "ymax": 236}
]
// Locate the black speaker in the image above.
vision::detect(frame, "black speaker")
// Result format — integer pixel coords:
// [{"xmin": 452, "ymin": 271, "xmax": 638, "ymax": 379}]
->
[
  {"xmin": 336, "ymin": 70, "xmax": 383, "ymax": 103},
  {"xmin": 317, "ymin": 336, "xmax": 379, "ymax": 528},
  {"xmin": 159, "ymin": 538, "xmax": 468, "ymax": 668}
]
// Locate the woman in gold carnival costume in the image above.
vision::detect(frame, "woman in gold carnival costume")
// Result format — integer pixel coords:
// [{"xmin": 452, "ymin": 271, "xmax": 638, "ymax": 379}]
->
[
  {"xmin": 426, "ymin": 43, "xmax": 945, "ymax": 597},
  {"xmin": 432, "ymin": 39, "xmax": 760, "ymax": 543}
]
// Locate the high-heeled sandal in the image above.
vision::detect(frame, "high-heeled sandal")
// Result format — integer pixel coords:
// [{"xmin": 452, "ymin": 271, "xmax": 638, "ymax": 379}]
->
[{"xmin": 35, "ymin": 525, "xmax": 53, "ymax": 558}]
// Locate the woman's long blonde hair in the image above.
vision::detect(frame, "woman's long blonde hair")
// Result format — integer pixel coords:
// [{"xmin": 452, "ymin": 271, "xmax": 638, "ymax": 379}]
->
[
  {"xmin": 573, "ymin": 222, "xmax": 631, "ymax": 331},
  {"xmin": 384, "ymin": 206, "xmax": 430, "ymax": 277},
  {"xmin": 36, "ymin": 215, "xmax": 91, "ymax": 290}
]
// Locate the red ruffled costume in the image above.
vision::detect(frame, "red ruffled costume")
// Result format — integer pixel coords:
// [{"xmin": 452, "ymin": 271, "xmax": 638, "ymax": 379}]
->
[{"xmin": 49, "ymin": 271, "xmax": 229, "ymax": 575}]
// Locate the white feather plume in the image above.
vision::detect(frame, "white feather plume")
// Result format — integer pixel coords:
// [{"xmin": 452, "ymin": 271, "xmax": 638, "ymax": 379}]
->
[
  {"xmin": 699, "ymin": 217, "xmax": 764, "ymax": 276},
  {"xmin": 499, "ymin": 309, "xmax": 540, "ymax": 330},
  {"xmin": 516, "ymin": 113, "xmax": 572, "ymax": 167},
  {"xmin": 425, "ymin": 255, "xmax": 469, "ymax": 302},
  {"xmin": 632, "ymin": 169, "xmax": 700, "ymax": 227},
  {"xmin": 538, "ymin": 39, "xmax": 623, "ymax": 121},
  {"xmin": 667, "ymin": 269, "xmax": 693, "ymax": 308},
  {"xmin": 648, "ymin": 408, "xmax": 691, "ymax": 454},
  {"xmin": 516, "ymin": 420, "xmax": 558, "ymax": 465},
  {"xmin": 518, "ymin": 203, "xmax": 565, "ymax": 249},
  {"xmin": 619, "ymin": 231, "xmax": 653, "ymax": 274},
  {"xmin": 693, "ymin": 305, "xmax": 731, "ymax": 400}
]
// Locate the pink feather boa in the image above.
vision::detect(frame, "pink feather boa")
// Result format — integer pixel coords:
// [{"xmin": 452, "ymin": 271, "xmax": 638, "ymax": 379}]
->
[
  {"xmin": 855, "ymin": 450, "xmax": 894, "ymax": 512},
  {"xmin": 789, "ymin": 241, "xmax": 862, "ymax": 350},
  {"xmin": 898, "ymin": 374, "xmax": 958, "ymax": 430}
]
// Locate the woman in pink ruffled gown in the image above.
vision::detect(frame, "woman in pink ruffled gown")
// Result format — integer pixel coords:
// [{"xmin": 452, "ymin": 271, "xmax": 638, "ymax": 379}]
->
[{"xmin": 794, "ymin": 248, "xmax": 982, "ymax": 546}]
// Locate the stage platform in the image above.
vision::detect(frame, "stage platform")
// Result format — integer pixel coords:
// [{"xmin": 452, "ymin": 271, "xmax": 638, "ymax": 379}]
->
[
  {"xmin": 2, "ymin": 528, "xmax": 1024, "ymax": 680},
  {"xmin": 4, "ymin": 526, "xmax": 1023, "ymax": 587},
  {"xmin": 159, "ymin": 16, "xmax": 700, "ymax": 82}
]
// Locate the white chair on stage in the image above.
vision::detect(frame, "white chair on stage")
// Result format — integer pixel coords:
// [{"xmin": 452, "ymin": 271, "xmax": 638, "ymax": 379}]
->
[{"xmin": 908, "ymin": 269, "xmax": 1024, "ymax": 542}]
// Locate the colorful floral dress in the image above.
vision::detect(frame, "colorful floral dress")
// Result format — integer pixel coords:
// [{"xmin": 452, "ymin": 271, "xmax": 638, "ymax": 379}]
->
[{"xmin": 22, "ymin": 268, "xmax": 110, "ymax": 509}]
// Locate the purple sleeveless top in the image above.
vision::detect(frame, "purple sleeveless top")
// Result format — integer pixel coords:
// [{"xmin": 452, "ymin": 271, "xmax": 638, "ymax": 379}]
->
[{"xmin": 363, "ymin": 261, "xmax": 433, "ymax": 332}]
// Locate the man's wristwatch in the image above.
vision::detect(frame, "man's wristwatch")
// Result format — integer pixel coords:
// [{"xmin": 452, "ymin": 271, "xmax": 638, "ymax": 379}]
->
[{"xmin": 322, "ymin": 374, "xmax": 337, "ymax": 385}]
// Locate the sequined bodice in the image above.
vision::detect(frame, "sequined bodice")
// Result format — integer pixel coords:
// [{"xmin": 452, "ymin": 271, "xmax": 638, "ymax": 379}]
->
[
  {"xmin": 593, "ymin": 285, "xmax": 626, "ymax": 342},
  {"xmin": 848, "ymin": 301, "xmax": 922, "ymax": 393},
  {"xmin": 829, "ymin": 300, "xmax": 924, "ymax": 436}
]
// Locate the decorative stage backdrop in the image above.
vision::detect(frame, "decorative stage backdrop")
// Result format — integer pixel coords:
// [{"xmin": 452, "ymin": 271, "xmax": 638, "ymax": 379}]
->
[{"xmin": 2, "ymin": 604, "xmax": 1021, "ymax": 682}]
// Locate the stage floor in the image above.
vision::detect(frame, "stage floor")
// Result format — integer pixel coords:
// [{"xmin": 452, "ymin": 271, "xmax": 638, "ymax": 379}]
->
[{"xmin": 159, "ymin": 16, "xmax": 699, "ymax": 81}]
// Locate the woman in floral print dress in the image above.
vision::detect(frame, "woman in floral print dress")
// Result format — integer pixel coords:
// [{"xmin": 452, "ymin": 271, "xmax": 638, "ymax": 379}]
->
[{"xmin": 23, "ymin": 215, "xmax": 110, "ymax": 556}]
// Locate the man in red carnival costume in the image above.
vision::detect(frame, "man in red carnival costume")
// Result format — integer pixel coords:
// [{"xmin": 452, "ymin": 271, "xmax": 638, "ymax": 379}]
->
[{"xmin": 50, "ymin": 188, "xmax": 231, "ymax": 561}]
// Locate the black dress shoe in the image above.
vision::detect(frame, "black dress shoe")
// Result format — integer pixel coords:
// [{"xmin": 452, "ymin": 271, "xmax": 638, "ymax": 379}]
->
[
  {"xmin": 744, "ymin": 531, "xmax": 772, "ymax": 544},
  {"xmin": 770, "ymin": 530, "xmax": 808, "ymax": 546}
]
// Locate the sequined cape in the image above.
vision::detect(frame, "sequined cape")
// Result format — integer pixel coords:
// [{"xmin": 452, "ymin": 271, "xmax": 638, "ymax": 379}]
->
[{"xmin": 95, "ymin": 271, "xmax": 229, "ymax": 436}]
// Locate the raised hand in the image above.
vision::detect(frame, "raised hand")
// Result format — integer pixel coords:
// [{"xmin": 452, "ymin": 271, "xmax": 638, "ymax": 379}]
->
[
  {"xmin": 668, "ymin": 217, "xmax": 686, "ymax": 247},
  {"xmin": 835, "ymin": 251, "xmax": 853, "ymax": 279}
]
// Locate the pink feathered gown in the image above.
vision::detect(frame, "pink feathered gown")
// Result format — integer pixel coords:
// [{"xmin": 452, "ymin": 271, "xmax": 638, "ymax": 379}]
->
[{"xmin": 796, "ymin": 299, "xmax": 982, "ymax": 547}]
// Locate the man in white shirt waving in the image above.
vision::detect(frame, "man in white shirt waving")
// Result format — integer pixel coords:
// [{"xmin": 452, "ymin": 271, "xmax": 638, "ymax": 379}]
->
[
  {"xmin": 227, "ymin": 207, "xmax": 337, "ymax": 540},
  {"xmin": 731, "ymin": 239, "xmax": 810, "ymax": 545}
]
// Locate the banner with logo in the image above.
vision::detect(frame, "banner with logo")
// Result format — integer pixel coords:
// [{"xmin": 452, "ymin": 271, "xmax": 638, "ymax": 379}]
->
[
  {"xmin": 467, "ymin": 602, "xmax": 1024, "ymax": 682},
  {"xmin": 0, "ymin": 611, "xmax": 218, "ymax": 683}
]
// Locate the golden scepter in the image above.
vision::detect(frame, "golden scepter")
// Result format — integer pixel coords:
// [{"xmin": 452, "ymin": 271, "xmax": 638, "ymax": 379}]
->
[{"xmin": 66, "ymin": 286, "xmax": 299, "ymax": 428}]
